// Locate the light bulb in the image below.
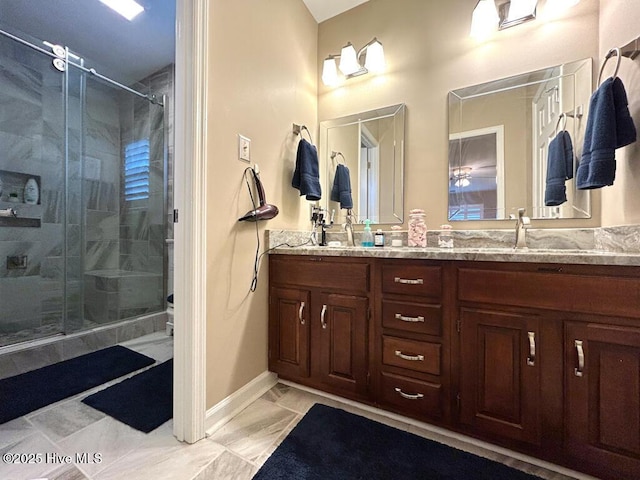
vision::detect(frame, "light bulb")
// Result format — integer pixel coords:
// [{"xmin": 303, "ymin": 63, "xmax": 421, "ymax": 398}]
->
[
  {"xmin": 339, "ymin": 43, "xmax": 360, "ymax": 75},
  {"xmin": 470, "ymin": 0, "xmax": 499, "ymax": 40},
  {"xmin": 364, "ymin": 39, "xmax": 386, "ymax": 74},
  {"xmin": 322, "ymin": 56, "xmax": 338, "ymax": 86}
]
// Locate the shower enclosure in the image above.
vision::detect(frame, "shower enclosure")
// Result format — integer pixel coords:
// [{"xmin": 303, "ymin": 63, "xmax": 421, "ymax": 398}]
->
[{"xmin": 0, "ymin": 25, "xmax": 168, "ymax": 351}]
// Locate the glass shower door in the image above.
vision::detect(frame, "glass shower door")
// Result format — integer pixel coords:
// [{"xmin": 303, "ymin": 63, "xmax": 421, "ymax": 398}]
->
[{"xmin": 0, "ymin": 29, "xmax": 66, "ymax": 346}]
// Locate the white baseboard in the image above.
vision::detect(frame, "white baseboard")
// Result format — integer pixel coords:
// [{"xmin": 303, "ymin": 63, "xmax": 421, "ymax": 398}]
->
[{"xmin": 204, "ymin": 371, "xmax": 278, "ymax": 435}]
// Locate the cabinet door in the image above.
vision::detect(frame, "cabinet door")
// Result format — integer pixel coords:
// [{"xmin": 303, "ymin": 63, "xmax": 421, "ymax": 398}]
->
[
  {"xmin": 315, "ymin": 293, "xmax": 369, "ymax": 396},
  {"xmin": 269, "ymin": 287, "xmax": 310, "ymax": 380},
  {"xmin": 565, "ymin": 322, "xmax": 640, "ymax": 479},
  {"xmin": 459, "ymin": 308, "xmax": 541, "ymax": 446}
]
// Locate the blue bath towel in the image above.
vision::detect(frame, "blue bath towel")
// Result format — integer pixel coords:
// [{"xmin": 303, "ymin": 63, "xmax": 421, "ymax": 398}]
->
[
  {"xmin": 576, "ymin": 77, "xmax": 637, "ymax": 189},
  {"xmin": 330, "ymin": 164, "xmax": 353, "ymax": 209},
  {"xmin": 292, "ymin": 138, "xmax": 322, "ymax": 201},
  {"xmin": 545, "ymin": 130, "xmax": 574, "ymax": 206}
]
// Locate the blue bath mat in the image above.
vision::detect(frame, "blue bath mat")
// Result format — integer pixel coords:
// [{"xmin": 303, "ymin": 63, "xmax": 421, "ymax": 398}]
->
[
  {"xmin": 82, "ymin": 359, "xmax": 172, "ymax": 433},
  {"xmin": 0, "ymin": 345, "xmax": 154, "ymax": 424},
  {"xmin": 254, "ymin": 404, "xmax": 544, "ymax": 480}
]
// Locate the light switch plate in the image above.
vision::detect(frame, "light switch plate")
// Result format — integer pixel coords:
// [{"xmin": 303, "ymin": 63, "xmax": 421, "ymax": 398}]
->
[{"xmin": 238, "ymin": 134, "xmax": 251, "ymax": 162}]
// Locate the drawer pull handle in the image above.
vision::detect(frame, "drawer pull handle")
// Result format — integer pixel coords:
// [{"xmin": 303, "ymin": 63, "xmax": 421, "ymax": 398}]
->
[
  {"xmin": 395, "ymin": 388, "xmax": 424, "ymax": 400},
  {"xmin": 395, "ymin": 350, "xmax": 424, "ymax": 362},
  {"xmin": 537, "ymin": 266, "xmax": 563, "ymax": 273},
  {"xmin": 395, "ymin": 313, "xmax": 425, "ymax": 323},
  {"xmin": 527, "ymin": 331, "xmax": 536, "ymax": 366},
  {"xmin": 320, "ymin": 304, "xmax": 327, "ymax": 329},
  {"xmin": 298, "ymin": 302, "xmax": 305, "ymax": 325},
  {"xmin": 575, "ymin": 340, "xmax": 584, "ymax": 377},
  {"xmin": 394, "ymin": 277, "xmax": 424, "ymax": 285}
]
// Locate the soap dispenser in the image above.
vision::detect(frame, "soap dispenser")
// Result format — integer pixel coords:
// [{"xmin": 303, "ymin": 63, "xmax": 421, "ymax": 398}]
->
[{"xmin": 361, "ymin": 219, "xmax": 374, "ymax": 247}]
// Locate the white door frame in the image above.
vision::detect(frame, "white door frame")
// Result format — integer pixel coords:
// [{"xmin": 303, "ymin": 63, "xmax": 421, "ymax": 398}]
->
[{"xmin": 173, "ymin": 0, "xmax": 208, "ymax": 443}]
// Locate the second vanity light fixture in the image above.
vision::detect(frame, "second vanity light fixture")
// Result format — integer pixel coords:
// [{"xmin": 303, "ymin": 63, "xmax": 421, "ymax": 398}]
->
[
  {"xmin": 471, "ymin": 0, "xmax": 581, "ymax": 40},
  {"xmin": 321, "ymin": 38, "xmax": 386, "ymax": 86}
]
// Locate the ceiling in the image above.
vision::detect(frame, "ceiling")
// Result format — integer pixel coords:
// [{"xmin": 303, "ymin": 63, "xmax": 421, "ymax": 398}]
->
[
  {"xmin": 0, "ymin": 0, "xmax": 175, "ymax": 85},
  {"xmin": 302, "ymin": 0, "xmax": 369, "ymax": 23},
  {"xmin": 0, "ymin": 0, "xmax": 362, "ymax": 86}
]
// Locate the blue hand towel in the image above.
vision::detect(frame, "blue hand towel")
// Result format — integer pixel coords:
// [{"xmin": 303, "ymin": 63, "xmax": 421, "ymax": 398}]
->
[
  {"xmin": 576, "ymin": 77, "xmax": 637, "ymax": 189},
  {"xmin": 545, "ymin": 130, "xmax": 574, "ymax": 206},
  {"xmin": 292, "ymin": 138, "xmax": 322, "ymax": 201},
  {"xmin": 330, "ymin": 164, "xmax": 353, "ymax": 209}
]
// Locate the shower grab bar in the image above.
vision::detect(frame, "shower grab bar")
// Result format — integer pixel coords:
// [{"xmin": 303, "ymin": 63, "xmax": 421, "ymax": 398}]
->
[{"xmin": 0, "ymin": 27, "xmax": 163, "ymax": 107}]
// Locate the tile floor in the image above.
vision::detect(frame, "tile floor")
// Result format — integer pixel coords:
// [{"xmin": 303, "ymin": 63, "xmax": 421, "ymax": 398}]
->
[{"xmin": 1, "ymin": 332, "xmax": 599, "ymax": 480}]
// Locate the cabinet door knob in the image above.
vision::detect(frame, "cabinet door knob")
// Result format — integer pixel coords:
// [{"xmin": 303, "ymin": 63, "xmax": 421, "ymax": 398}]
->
[
  {"xmin": 575, "ymin": 340, "xmax": 585, "ymax": 377},
  {"xmin": 395, "ymin": 313, "xmax": 425, "ymax": 323},
  {"xmin": 394, "ymin": 350, "xmax": 424, "ymax": 362},
  {"xmin": 298, "ymin": 302, "xmax": 305, "ymax": 325},
  {"xmin": 394, "ymin": 387, "xmax": 424, "ymax": 400},
  {"xmin": 320, "ymin": 304, "xmax": 327, "ymax": 329},
  {"xmin": 527, "ymin": 331, "xmax": 536, "ymax": 366},
  {"xmin": 394, "ymin": 277, "xmax": 424, "ymax": 285}
]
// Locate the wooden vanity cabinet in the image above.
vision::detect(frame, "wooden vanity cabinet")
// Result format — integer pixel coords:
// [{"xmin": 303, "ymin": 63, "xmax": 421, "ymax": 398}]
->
[
  {"xmin": 456, "ymin": 261, "xmax": 640, "ymax": 480},
  {"xmin": 374, "ymin": 260, "xmax": 450, "ymax": 423},
  {"xmin": 269, "ymin": 255, "xmax": 371, "ymax": 401}
]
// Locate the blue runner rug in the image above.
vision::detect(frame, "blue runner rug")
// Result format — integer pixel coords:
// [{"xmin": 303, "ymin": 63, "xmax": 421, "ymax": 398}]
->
[
  {"xmin": 82, "ymin": 359, "xmax": 172, "ymax": 433},
  {"xmin": 254, "ymin": 404, "xmax": 544, "ymax": 480},
  {"xmin": 0, "ymin": 345, "xmax": 154, "ymax": 424}
]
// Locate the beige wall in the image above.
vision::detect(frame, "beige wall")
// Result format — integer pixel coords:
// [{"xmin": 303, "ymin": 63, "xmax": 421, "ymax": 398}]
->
[
  {"xmin": 599, "ymin": 0, "xmax": 640, "ymax": 226},
  {"xmin": 205, "ymin": 0, "xmax": 317, "ymax": 408},
  {"xmin": 318, "ymin": 0, "xmax": 600, "ymax": 229}
]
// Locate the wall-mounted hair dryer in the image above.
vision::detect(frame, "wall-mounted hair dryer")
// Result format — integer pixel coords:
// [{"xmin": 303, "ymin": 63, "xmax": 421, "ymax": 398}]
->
[{"xmin": 238, "ymin": 165, "xmax": 279, "ymax": 222}]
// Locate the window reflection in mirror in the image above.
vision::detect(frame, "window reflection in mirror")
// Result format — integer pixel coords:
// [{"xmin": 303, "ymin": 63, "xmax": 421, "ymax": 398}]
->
[{"xmin": 448, "ymin": 58, "xmax": 592, "ymax": 221}]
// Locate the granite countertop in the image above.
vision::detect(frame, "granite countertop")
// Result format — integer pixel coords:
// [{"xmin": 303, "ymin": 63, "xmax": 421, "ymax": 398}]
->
[{"xmin": 266, "ymin": 228, "xmax": 640, "ymax": 267}]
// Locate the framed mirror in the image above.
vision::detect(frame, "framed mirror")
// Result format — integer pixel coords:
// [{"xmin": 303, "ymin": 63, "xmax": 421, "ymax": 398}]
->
[
  {"xmin": 320, "ymin": 104, "xmax": 405, "ymax": 224},
  {"xmin": 448, "ymin": 58, "xmax": 592, "ymax": 221}
]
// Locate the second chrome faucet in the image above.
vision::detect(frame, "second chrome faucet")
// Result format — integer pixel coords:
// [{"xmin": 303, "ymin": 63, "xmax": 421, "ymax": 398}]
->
[{"xmin": 512, "ymin": 208, "xmax": 530, "ymax": 249}]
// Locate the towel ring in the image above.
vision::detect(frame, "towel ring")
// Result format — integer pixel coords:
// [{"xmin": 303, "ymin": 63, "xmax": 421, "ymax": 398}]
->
[
  {"xmin": 555, "ymin": 113, "xmax": 568, "ymax": 135},
  {"xmin": 330, "ymin": 151, "xmax": 345, "ymax": 164},
  {"xmin": 293, "ymin": 124, "xmax": 314, "ymax": 144},
  {"xmin": 597, "ymin": 47, "xmax": 622, "ymax": 86}
]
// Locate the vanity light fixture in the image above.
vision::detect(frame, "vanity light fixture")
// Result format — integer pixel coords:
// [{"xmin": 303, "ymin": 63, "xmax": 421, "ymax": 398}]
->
[
  {"xmin": 471, "ymin": 0, "xmax": 542, "ymax": 39},
  {"xmin": 321, "ymin": 38, "xmax": 386, "ymax": 86},
  {"xmin": 99, "ymin": 0, "xmax": 144, "ymax": 21}
]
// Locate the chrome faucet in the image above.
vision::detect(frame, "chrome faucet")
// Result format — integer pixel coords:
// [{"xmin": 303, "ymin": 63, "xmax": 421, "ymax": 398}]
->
[
  {"xmin": 310, "ymin": 205, "xmax": 334, "ymax": 246},
  {"xmin": 511, "ymin": 208, "xmax": 530, "ymax": 249},
  {"xmin": 343, "ymin": 209, "xmax": 356, "ymax": 247}
]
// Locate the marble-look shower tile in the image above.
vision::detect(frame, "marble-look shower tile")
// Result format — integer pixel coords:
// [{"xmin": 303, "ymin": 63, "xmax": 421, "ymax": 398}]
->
[
  {"xmin": 28, "ymin": 399, "xmax": 106, "ymax": 442},
  {"xmin": 86, "ymin": 210, "xmax": 119, "ymax": 241},
  {"xmin": 61, "ymin": 329, "xmax": 117, "ymax": 360},
  {"xmin": 119, "ymin": 329, "xmax": 171, "ymax": 362},
  {"xmin": 116, "ymin": 317, "xmax": 159, "ymax": 345},
  {"xmin": 85, "ymin": 240, "xmax": 119, "ymax": 271},
  {"xmin": 93, "ymin": 422, "xmax": 226, "ymax": 480},
  {"xmin": 0, "ymin": 97, "xmax": 42, "ymax": 137},
  {"xmin": 207, "ymin": 398, "xmax": 297, "ymax": 462},
  {"xmin": 58, "ymin": 416, "xmax": 147, "ymax": 477},
  {"xmin": 0, "ymin": 341, "xmax": 64, "ymax": 378},
  {"xmin": 194, "ymin": 450, "xmax": 256, "ymax": 480}
]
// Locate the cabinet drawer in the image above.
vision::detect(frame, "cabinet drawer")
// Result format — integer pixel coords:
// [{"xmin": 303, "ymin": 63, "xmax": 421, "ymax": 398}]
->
[
  {"xmin": 381, "ymin": 264, "xmax": 442, "ymax": 298},
  {"xmin": 458, "ymin": 266, "xmax": 640, "ymax": 319},
  {"xmin": 382, "ymin": 300, "xmax": 441, "ymax": 336},
  {"xmin": 379, "ymin": 372, "xmax": 442, "ymax": 419},
  {"xmin": 382, "ymin": 336, "xmax": 441, "ymax": 375},
  {"xmin": 270, "ymin": 257, "xmax": 369, "ymax": 293}
]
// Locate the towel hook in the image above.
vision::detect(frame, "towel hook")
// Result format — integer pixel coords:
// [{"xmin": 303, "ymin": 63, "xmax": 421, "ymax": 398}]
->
[
  {"xmin": 555, "ymin": 113, "xmax": 568, "ymax": 135},
  {"xmin": 597, "ymin": 47, "xmax": 622, "ymax": 86},
  {"xmin": 293, "ymin": 123, "xmax": 313, "ymax": 144}
]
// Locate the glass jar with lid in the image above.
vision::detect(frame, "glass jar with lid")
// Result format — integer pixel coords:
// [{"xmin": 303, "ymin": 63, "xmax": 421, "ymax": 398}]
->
[{"xmin": 408, "ymin": 209, "xmax": 427, "ymax": 247}]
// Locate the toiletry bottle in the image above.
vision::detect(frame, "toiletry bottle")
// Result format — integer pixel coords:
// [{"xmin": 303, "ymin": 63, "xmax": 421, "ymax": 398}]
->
[
  {"xmin": 391, "ymin": 225, "xmax": 403, "ymax": 247},
  {"xmin": 361, "ymin": 219, "xmax": 374, "ymax": 247},
  {"xmin": 438, "ymin": 224, "xmax": 454, "ymax": 248},
  {"xmin": 374, "ymin": 229, "xmax": 385, "ymax": 247}
]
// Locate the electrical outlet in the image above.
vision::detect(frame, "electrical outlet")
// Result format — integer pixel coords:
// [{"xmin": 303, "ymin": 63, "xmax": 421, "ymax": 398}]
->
[{"xmin": 238, "ymin": 134, "xmax": 251, "ymax": 162}]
